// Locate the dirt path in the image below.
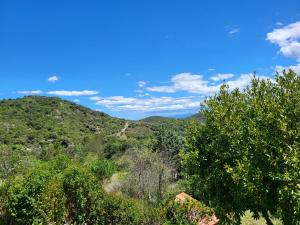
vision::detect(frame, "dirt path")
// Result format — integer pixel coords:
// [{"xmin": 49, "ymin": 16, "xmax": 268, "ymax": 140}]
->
[
  {"xmin": 116, "ymin": 121, "xmax": 129, "ymax": 137},
  {"xmin": 121, "ymin": 121, "xmax": 129, "ymax": 133},
  {"xmin": 103, "ymin": 173, "xmax": 122, "ymax": 193}
]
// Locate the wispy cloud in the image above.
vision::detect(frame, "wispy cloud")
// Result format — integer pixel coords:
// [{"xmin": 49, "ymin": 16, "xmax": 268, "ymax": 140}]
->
[
  {"xmin": 138, "ymin": 81, "xmax": 146, "ymax": 88},
  {"xmin": 47, "ymin": 90, "xmax": 99, "ymax": 96},
  {"xmin": 90, "ymin": 95, "xmax": 202, "ymax": 112},
  {"xmin": 210, "ymin": 73, "xmax": 234, "ymax": 81},
  {"xmin": 275, "ymin": 63, "xmax": 300, "ymax": 75},
  {"xmin": 18, "ymin": 90, "xmax": 43, "ymax": 95},
  {"xmin": 228, "ymin": 28, "xmax": 240, "ymax": 35},
  {"xmin": 147, "ymin": 73, "xmax": 215, "ymax": 94},
  {"xmin": 267, "ymin": 21, "xmax": 300, "ymax": 61},
  {"xmin": 146, "ymin": 72, "xmax": 269, "ymax": 95},
  {"xmin": 89, "ymin": 71, "xmax": 271, "ymax": 113},
  {"xmin": 147, "ymin": 73, "xmax": 267, "ymax": 95},
  {"xmin": 48, "ymin": 75, "xmax": 59, "ymax": 83},
  {"xmin": 89, "ymin": 96, "xmax": 102, "ymax": 101}
]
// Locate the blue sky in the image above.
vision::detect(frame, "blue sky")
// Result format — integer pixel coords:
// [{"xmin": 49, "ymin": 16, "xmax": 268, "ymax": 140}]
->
[{"xmin": 1, "ymin": 0, "xmax": 300, "ymax": 119}]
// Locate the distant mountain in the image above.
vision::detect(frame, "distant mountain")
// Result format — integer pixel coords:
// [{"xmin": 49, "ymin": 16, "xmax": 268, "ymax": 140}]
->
[
  {"xmin": 171, "ymin": 113, "xmax": 194, "ymax": 119},
  {"xmin": 186, "ymin": 112, "xmax": 205, "ymax": 122},
  {"xmin": 141, "ymin": 112, "xmax": 205, "ymax": 123},
  {"xmin": 140, "ymin": 116, "xmax": 177, "ymax": 123},
  {"xmin": 139, "ymin": 114, "xmax": 199, "ymax": 134}
]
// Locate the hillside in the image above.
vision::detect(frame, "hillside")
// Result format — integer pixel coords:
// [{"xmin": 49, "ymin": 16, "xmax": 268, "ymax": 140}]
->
[
  {"xmin": 0, "ymin": 92, "xmax": 209, "ymax": 225},
  {"xmin": 0, "ymin": 96, "xmax": 129, "ymax": 156},
  {"xmin": 140, "ymin": 116, "xmax": 177, "ymax": 124},
  {"xmin": 141, "ymin": 112, "xmax": 204, "ymax": 127},
  {"xmin": 0, "ymin": 96, "xmax": 188, "ymax": 159},
  {"xmin": 186, "ymin": 112, "xmax": 205, "ymax": 122}
]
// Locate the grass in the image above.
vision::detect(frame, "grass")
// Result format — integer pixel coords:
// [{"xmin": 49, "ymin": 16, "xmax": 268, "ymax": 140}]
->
[{"xmin": 241, "ymin": 211, "xmax": 282, "ymax": 225}]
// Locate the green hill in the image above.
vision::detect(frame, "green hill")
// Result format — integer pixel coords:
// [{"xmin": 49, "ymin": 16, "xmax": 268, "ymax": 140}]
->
[
  {"xmin": 0, "ymin": 96, "xmax": 190, "ymax": 160},
  {"xmin": 141, "ymin": 112, "xmax": 204, "ymax": 126},
  {"xmin": 140, "ymin": 115, "xmax": 188, "ymax": 134},
  {"xmin": 186, "ymin": 112, "xmax": 205, "ymax": 122},
  {"xmin": 0, "ymin": 96, "xmax": 126, "ymax": 156},
  {"xmin": 140, "ymin": 115, "xmax": 178, "ymax": 124}
]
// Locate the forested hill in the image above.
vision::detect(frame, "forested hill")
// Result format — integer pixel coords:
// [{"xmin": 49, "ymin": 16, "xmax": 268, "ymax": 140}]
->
[
  {"xmin": 0, "ymin": 96, "xmax": 128, "ymax": 156},
  {"xmin": 140, "ymin": 112, "xmax": 204, "ymax": 124},
  {"xmin": 0, "ymin": 96, "xmax": 191, "ymax": 160}
]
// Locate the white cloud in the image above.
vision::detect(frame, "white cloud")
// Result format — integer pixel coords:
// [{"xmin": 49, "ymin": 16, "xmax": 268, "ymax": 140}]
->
[
  {"xmin": 47, "ymin": 90, "xmax": 99, "ymax": 96},
  {"xmin": 267, "ymin": 21, "xmax": 300, "ymax": 61},
  {"xmin": 95, "ymin": 96, "xmax": 137, "ymax": 105},
  {"xmin": 146, "ymin": 85, "xmax": 177, "ymax": 93},
  {"xmin": 275, "ymin": 64, "xmax": 300, "ymax": 75},
  {"xmin": 18, "ymin": 90, "xmax": 43, "ymax": 95},
  {"xmin": 138, "ymin": 93, "xmax": 151, "ymax": 98},
  {"xmin": 90, "ymin": 95, "xmax": 202, "ymax": 112},
  {"xmin": 147, "ymin": 73, "xmax": 217, "ymax": 94},
  {"xmin": 138, "ymin": 81, "xmax": 146, "ymax": 88},
  {"xmin": 89, "ymin": 96, "xmax": 102, "ymax": 101},
  {"xmin": 228, "ymin": 28, "xmax": 240, "ymax": 35},
  {"xmin": 48, "ymin": 75, "xmax": 59, "ymax": 83},
  {"xmin": 146, "ymin": 73, "xmax": 269, "ymax": 95},
  {"xmin": 210, "ymin": 73, "xmax": 234, "ymax": 81}
]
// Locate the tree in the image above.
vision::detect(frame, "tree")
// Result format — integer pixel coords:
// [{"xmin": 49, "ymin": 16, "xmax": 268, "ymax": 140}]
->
[
  {"xmin": 151, "ymin": 126, "xmax": 183, "ymax": 179},
  {"xmin": 62, "ymin": 164, "xmax": 104, "ymax": 224},
  {"xmin": 121, "ymin": 149, "xmax": 171, "ymax": 203},
  {"xmin": 181, "ymin": 70, "xmax": 300, "ymax": 224}
]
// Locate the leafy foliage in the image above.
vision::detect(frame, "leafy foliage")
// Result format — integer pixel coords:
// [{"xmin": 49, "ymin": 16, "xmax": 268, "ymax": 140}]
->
[
  {"xmin": 164, "ymin": 199, "xmax": 214, "ymax": 225},
  {"xmin": 90, "ymin": 158, "xmax": 117, "ymax": 180},
  {"xmin": 0, "ymin": 95, "xmax": 205, "ymax": 225},
  {"xmin": 181, "ymin": 70, "xmax": 300, "ymax": 224},
  {"xmin": 0, "ymin": 155, "xmax": 147, "ymax": 224},
  {"xmin": 152, "ymin": 125, "xmax": 184, "ymax": 176},
  {"xmin": 121, "ymin": 149, "xmax": 171, "ymax": 203}
]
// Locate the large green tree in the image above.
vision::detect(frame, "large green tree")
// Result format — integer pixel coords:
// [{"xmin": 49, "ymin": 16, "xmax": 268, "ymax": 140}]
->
[{"xmin": 181, "ymin": 70, "xmax": 300, "ymax": 225}]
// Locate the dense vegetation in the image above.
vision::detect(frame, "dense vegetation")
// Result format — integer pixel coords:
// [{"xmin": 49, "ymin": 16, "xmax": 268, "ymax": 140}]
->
[
  {"xmin": 182, "ymin": 70, "xmax": 300, "ymax": 225},
  {"xmin": 0, "ymin": 95, "xmax": 212, "ymax": 224},
  {"xmin": 0, "ymin": 96, "xmax": 125, "ymax": 160},
  {"xmin": 0, "ymin": 70, "xmax": 299, "ymax": 224}
]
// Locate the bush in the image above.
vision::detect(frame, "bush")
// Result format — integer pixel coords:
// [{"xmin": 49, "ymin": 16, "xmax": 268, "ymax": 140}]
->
[
  {"xmin": 62, "ymin": 164, "xmax": 103, "ymax": 224},
  {"xmin": 90, "ymin": 158, "xmax": 117, "ymax": 180},
  {"xmin": 0, "ymin": 155, "xmax": 150, "ymax": 225},
  {"xmin": 164, "ymin": 199, "xmax": 214, "ymax": 225},
  {"xmin": 101, "ymin": 195, "xmax": 144, "ymax": 225}
]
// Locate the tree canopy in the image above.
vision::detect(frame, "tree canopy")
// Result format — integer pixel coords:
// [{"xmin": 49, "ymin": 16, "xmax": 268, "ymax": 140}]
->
[{"xmin": 181, "ymin": 70, "xmax": 300, "ymax": 225}]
